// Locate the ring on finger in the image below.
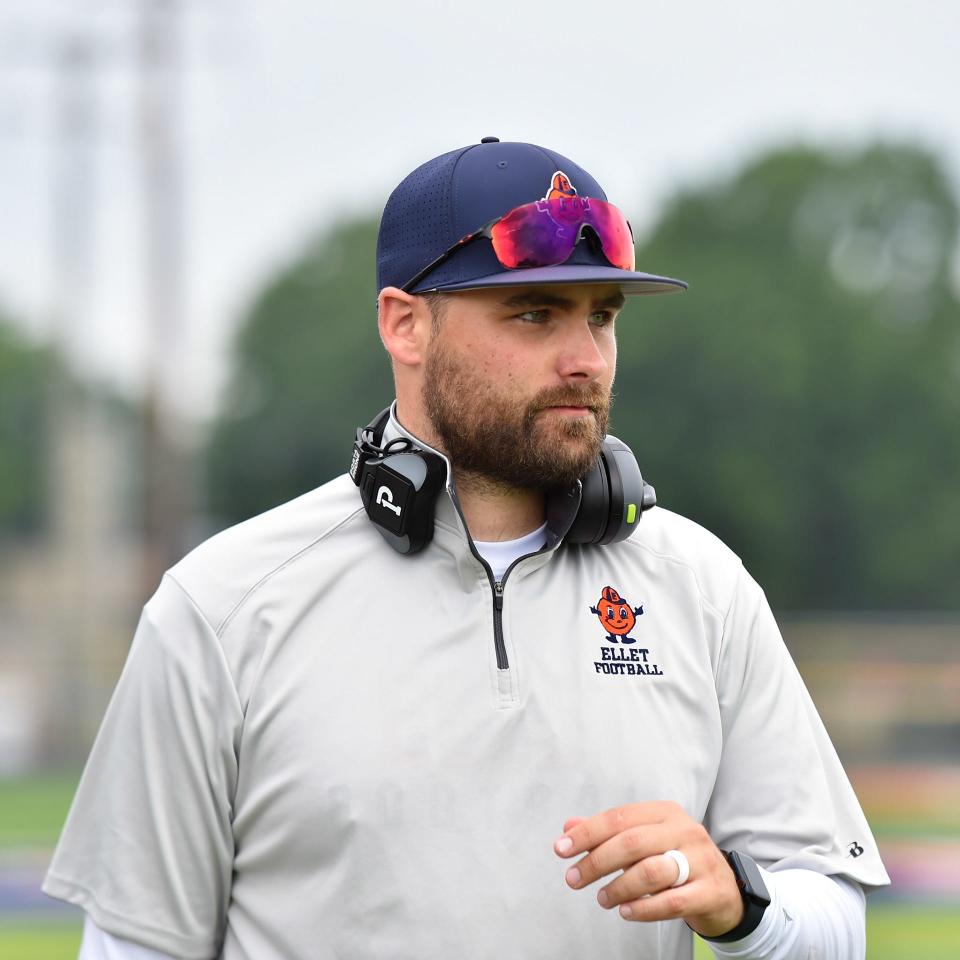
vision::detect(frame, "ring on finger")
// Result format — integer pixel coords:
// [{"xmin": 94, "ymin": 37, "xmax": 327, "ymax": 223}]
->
[{"xmin": 664, "ymin": 848, "xmax": 690, "ymax": 887}]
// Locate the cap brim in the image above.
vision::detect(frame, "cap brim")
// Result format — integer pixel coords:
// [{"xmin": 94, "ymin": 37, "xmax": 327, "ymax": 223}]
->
[{"xmin": 419, "ymin": 264, "xmax": 687, "ymax": 296}]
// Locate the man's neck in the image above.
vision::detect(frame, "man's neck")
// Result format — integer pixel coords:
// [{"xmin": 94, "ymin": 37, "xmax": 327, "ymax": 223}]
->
[
  {"xmin": 452, "ymin": 470, "xmax": 546, "ymax": 542},
  {"xmin": 390, "ymin": 402, "xmax": 546, "ymax": 543}
]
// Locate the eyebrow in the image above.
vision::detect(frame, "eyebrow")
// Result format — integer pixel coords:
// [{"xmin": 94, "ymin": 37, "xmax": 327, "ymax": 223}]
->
[{"xmin": 499, "ymin": 290, "xmax": 627, "ymax": 311}]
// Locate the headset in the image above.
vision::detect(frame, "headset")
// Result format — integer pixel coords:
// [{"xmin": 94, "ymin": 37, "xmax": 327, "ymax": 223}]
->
[{"xmin": 350, "ymin": 407, "xmax": 657, "ymax": 555}]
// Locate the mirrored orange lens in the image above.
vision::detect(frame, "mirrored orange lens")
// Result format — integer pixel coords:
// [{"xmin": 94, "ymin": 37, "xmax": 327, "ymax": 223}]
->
[
  {"xmin": 489, "ymin": 200, "xmax": 577, "ymax": 268},
  {"xmin": 489, "ymin": 197, "xmax": 634, "ymax": 271},
  {"xmin": 585, "ymin": 199, "xmax": 635, "ymax": 271}
]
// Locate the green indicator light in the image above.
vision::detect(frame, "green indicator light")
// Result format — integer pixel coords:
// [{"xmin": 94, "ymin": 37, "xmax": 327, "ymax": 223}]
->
[{"xmin": 626, "ymin": 503, "xmax": 637, "ymax": 524}]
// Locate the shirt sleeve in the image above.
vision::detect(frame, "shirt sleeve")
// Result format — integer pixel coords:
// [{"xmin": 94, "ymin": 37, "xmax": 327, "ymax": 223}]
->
[
  {"xmin": 80, "ymin": 914, "xmax": 182, "ymax": 960},
  {"xmin": 705, "ymin": 869, "xmax": 866, "ymax": 959},
  {"xmin": 43, "ymin": 574, "xmax": 242, "ymax": 960},
  {"xmin": 703, "ymin": 566, "xmax": 889, "ymax": 889}
]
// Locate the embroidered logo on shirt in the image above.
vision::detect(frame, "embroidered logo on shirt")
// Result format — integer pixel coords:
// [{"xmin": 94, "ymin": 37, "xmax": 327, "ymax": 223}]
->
[
  {"xmin": 590, "ymin": 586, "xmax": 643, "ymax": 642},
  {"xmin": 589, "ymin": 586, "xmax": 663, "ymax": 677}
]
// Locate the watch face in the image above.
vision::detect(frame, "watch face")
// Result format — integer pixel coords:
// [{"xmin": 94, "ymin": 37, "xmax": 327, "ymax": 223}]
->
[{"xmin": 730, "ymin": 851, "xmax": 772, "ymax": 907}]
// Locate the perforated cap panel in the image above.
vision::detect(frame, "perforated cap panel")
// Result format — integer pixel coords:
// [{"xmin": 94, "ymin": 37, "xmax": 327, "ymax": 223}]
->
[{"xmin": 376, "ymin": 146, "xmax": 470, "ymax": 294}]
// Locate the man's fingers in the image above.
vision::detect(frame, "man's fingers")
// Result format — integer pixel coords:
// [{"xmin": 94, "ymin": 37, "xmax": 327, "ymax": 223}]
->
[
  {"xmin": 563, "ymin": 825, "xmax": 674, "ymax": 889},
  {"xmin": 554, "ymin": 801, "xmax": 680, "ymax": 858},
  {"xmin": 555, "ymin": 817, "xmax": 586, "ymax": 854},
  {"xmin": 557, "ymin": 803, "xmax": 744, "ymax": 934},
  {"xmin": 615, "ymin": 883, "xmax": 695, "ymax": 922},
  {"xmin": 595, "ymin": 852, "xmax": 686, "ymax": 906}
]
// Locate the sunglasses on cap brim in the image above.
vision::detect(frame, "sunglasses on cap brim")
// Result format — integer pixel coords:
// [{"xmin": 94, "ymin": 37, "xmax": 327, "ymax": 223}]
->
[{"xmin": 400, "ymin": 195, "xmax": 636, "ymax": 293}]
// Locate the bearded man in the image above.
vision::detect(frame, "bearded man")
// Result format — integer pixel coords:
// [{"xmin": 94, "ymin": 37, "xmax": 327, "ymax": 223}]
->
[{"xmin": 46, "ymin": 138, "xmax": 888, "ymax": 960}]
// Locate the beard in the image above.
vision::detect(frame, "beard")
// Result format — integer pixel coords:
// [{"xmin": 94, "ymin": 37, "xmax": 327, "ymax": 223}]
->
[{"xmin": 422, "ymin": 335, "xmax": 611, "ymax": 491}]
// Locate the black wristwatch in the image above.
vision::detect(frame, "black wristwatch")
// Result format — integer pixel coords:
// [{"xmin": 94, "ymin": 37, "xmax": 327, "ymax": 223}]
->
[{"xmin": 700, "ymin": 850, "xmax": 771, "ymax": 943}]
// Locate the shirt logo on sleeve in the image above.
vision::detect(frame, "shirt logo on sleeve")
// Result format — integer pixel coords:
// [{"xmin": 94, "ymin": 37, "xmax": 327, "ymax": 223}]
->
[{"xmin": 588, "ymin": 585, "xmax": 662, "ymax": 678}]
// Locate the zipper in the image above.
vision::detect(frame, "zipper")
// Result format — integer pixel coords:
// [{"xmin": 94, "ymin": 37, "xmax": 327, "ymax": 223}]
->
[
  {"xmin": 492, "ymin": 580, "xmax": 507, "ymax": 669},
  {"xmin": 447, "ymin": 484, "xmax": 514, "ymax": 671},
  {"xmin": 446, "ymin": 483, "xmax": 548, "ymax": 673},
  {"xmin": 488, "ymin": 553, "xmax": 532, "ymax": 671}
]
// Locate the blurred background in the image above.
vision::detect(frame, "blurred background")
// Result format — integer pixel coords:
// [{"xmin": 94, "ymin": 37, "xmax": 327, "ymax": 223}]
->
[{"xmin": 0, "ymin": 1, "xmax": 958, "ymax": 957}]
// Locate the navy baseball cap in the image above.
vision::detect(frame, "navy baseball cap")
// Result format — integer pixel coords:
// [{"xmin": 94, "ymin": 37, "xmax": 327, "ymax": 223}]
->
[{"xmin": 376, "ymin": 137, "xmax": 687, "ymax": 296}]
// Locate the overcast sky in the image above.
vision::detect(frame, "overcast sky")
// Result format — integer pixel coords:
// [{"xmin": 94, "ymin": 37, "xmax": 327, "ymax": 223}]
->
[{"xmin": 1, "ymin": 0, "xmax": 958, "ymax": 420}]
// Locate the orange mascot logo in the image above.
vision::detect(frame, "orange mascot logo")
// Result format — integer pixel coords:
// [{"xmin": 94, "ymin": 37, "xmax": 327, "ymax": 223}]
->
[
  {"xmin": 590, "ymin": 586, "xmax": 644, "ymax": 644},
  {"xmin": 544, "ymin": 171, "xmax": 578, "ymax": 200}
]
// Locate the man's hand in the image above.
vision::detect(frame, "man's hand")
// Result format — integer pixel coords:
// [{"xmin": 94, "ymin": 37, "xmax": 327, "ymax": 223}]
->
[{"xmin": 553, "ymin": 801, "xmax": 744, "ymax": 938}]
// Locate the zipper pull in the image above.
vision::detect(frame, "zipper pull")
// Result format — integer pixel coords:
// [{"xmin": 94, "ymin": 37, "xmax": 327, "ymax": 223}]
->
[{"xmin": 493, "ymin": 580, "xmax": 504, "ymax": 610}]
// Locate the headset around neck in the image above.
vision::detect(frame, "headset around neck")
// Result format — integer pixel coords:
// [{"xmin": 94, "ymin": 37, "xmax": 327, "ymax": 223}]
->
[{"xmin": 350, "ymin": 406, "xmax": 656, "ymax": 555}]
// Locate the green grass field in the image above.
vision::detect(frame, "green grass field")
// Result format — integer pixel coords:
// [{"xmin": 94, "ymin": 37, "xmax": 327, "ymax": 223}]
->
[
  {"xmin": 2, "ymin": 907, "xmax": 956, "ymax": 960},
  {"xmin": 3, "ymin": 775, "xmax": 958, "ymax": 959},
  {"xmin": 0, "ymin": 776, "xmax": 79, "ymax": 847},
  {"xmin": 0, "ymin": 921, "xmax": 82, "ymax": 960}
]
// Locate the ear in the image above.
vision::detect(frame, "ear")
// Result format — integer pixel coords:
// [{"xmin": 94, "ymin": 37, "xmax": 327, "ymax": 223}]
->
[{"xmin": 378, "ymin": 287, "xmax": 432, "ymax": 368}]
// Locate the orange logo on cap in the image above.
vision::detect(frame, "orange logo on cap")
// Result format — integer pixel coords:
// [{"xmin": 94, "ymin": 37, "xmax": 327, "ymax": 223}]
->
[{"xmin": 544, "ymin": 171, "xmax": 578, "ymax": 200}]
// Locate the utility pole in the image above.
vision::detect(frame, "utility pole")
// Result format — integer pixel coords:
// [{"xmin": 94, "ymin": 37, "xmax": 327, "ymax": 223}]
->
[
  {"xmin": 46, "ymin": 27, "xmax": 116, "ymax": 761},
  {"xmin": 1, "ymin": 0, "xmax": 194, "ymax": 761},
  {"xmin": 138, "ymin": 0, "xmax": 190, "ymax": 599}
]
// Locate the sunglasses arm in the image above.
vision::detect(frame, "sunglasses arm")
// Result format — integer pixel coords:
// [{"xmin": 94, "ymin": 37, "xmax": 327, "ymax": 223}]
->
[{"xmin": 399, "ymin": 228, "xmax": 489, "ymax": 293}]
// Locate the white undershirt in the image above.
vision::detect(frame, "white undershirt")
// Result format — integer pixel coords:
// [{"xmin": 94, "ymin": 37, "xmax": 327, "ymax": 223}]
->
[
  {"xmin": 707, "ymin": 869, "xmax": 866, "ymax": 959},
  {"xmin": 79, "ymin": 917, "xmax": 170, "ymax": 960},
  {"xmin": 473, "ymin": 523, "xmax": 549, "ymax": 580},
  {"xmin": 76, "ymin": 531, "xmax": 867, "ymax": 960}
]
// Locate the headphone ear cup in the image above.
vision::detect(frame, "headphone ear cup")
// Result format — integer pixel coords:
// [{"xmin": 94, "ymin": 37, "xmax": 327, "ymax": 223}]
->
[
  {"xmin": 565, "ymin": 455, "xmax": 611, "ymax": 545},
  {"xmin": 598, "ymin": 436, "xmax": 654, "ymax": 544},
  {"xmin": 566, "ymin": 436, "xmax": 655, "ymax": 545},
  {"xmin": 360, "ymin": 451, "xmax": 446, "ymax": 555},
  {"xmin": 353, "ymin": 408, "xmax": 447, "ymax": 556}
]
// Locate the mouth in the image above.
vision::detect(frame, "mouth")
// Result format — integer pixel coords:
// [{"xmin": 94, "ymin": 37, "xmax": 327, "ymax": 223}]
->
[{"xmin": 541, "ymin": 405, "xmax": 594, "ymax": 417}]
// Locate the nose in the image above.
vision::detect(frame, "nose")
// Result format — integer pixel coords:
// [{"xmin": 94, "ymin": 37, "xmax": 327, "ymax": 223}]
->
[{"xmin": 555, "ymin": 318, "xmax": 613, "ymax": 381}]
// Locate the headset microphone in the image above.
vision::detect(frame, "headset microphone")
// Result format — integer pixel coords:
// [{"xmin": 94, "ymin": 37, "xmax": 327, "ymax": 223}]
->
[{"xmin": 350, "ymin": 408, "xmax": 656, "ymax": 556}]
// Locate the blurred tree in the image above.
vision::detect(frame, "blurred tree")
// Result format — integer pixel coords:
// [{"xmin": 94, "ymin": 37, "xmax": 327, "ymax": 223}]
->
[
  {"xmin": 0, "ymin": 317, "xmax": 54, "ymax": 538},
  {"xmin": 207, "ymin": 144, "xmax": 960, "ymax": 609},
  {"xmin": 206, "ymin": 217, "xmax": 392, "ymax": 525},
  {"xmin": 618, "ymin": 144, "xmax": 960, "ymax": 609}
]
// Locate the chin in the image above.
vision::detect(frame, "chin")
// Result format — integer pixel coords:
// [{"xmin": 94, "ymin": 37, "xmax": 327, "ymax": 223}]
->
[{"xmin": 550, "ymin": 426, "xmax": 603, "ymax": 459}]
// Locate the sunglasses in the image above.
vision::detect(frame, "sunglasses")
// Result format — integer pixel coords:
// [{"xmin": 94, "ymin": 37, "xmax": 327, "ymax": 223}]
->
[{"xmin": 400, "ymin": 195, "xmax": 636, "ymax": 293}]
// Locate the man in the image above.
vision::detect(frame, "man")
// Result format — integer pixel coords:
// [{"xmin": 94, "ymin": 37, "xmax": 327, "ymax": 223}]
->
[{"xmin": 46, "ymin": 138, "xmax": 889, "ymax": 959}]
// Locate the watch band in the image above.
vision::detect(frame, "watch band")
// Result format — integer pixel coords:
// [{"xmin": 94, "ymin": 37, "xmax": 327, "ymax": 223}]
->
[{"xmin": 700, "ymin": 850, "xmax": 772, "ymax": 944}]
